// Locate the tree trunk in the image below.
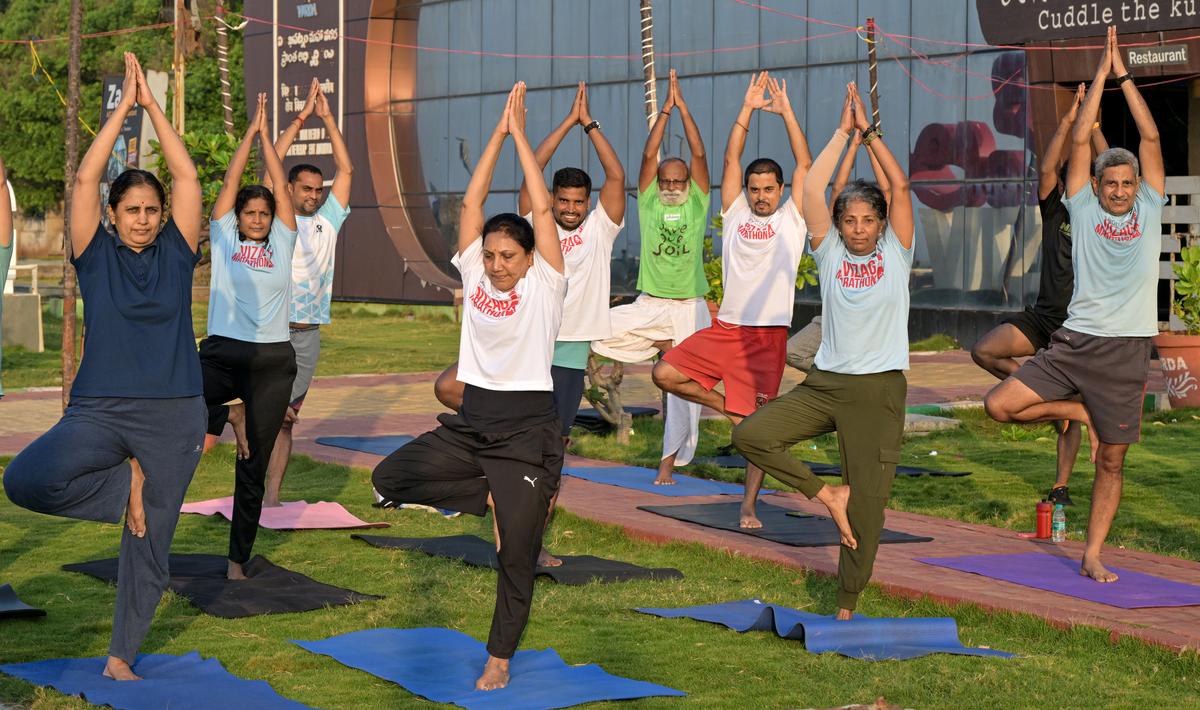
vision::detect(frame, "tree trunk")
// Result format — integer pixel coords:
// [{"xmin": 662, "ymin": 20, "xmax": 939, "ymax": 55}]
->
[
  {"xmin": 215, "ymin": 0, "xmax": 234, "ymax": 135},
  {"xmin": 60, "ymin": 0, "xmax": 83, "ymax": 411}
]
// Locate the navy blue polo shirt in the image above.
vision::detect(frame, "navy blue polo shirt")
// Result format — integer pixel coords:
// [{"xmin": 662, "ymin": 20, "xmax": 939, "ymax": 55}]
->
[{"xmin": 70, "ymin": 219, "xmax": 203, "ymax": 398}]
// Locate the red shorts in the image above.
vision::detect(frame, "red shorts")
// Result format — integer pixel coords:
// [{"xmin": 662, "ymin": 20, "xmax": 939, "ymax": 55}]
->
[{"xmin": 662, "ymin": 319, "xmax": 788, "ymax": 416}]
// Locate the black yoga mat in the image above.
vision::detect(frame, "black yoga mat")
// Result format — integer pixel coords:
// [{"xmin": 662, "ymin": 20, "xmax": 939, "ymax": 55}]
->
[
  {"xmin": 572, "ymin": 406, "xmax": 659, "ymax": 433},
  {"xmin": 694, "ymin": 454, "xmax": 970, "ymax": 477},
  {"xmin": 63, "ymin": 554, "xmax": 381, "ymax": 619},
  {"xmin": 0, "ymin": 583, "xmax": 46, "ymax": 619},
  {"xmin": 352, "ymin": 534, "xmax": 683, "ymax": 585},
  {"xmin": 637, "ymin": 502, "xmax": 933, "ymax": 547}
]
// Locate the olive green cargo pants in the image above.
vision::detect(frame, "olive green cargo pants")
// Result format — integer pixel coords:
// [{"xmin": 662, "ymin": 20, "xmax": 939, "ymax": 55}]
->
[{"xmin": 732, "ymin": 367, "xmax": 906, "ymax": 611}]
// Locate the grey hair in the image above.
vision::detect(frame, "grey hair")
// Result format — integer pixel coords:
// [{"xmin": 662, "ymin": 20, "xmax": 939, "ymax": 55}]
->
[
  {"xmin": 832, "ymin": 179, "xmax": 888, "ymax": 227},
  {"xmin": 1093, "ymin": 147, "xmax": 1139, "ymax": 181}
]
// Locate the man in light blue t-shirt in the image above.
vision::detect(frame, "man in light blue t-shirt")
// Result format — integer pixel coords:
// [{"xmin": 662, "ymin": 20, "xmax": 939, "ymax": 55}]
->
[
  {"xmin": 985, "ymin": 28, "xmax": 1165, "ymax": 585},
  {"xmin": 261, "ymin": 79, "xmax": 353, "ymax": 507}
]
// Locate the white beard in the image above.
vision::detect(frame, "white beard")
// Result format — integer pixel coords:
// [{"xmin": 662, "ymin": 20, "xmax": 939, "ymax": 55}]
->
[{"xmin": 659, "ymin": 187, "xmax": 688, "ymax": 206}]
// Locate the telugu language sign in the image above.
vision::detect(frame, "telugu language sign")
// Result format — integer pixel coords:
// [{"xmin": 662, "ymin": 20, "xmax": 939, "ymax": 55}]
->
[
  {"xmin": 272, "ymin": 0, "xmax": 344, "ymax": 176},
  {"xmin": 976, "ymin": 0, "xmax": 1199, "ymax": 44}
]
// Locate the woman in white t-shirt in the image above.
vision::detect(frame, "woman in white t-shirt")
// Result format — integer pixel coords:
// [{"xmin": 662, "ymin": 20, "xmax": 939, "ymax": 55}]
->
[
  {"xmin": 197, "ymin": 93, "xmax": 298, "ymax": 581},
  {"xmin": 372, "ymin": 83, "xmax": 565, "ymax": 692},
  {"xmin": 733, "ymin": 83, "xmax": 914, "ymax": 621}
]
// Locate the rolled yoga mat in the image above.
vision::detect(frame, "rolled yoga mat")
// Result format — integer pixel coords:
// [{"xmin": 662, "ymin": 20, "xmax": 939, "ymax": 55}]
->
[
  {"xmin": 564, "ymin": 464, "xmax": 775, "ymax": 497},
  {"xmin": 63, "ymin": 554, "xmax": 381, "ymax": 619},
  {"xmin": 637, "ymin": 502, "xmax": 933, "ymax": 547},
  {"xmin": 0, "ymin": 652, "xmax": 311, "ymax": 709},
  {"xmin": 916, "ymin": 551, "xmax": 1200, "ymax": 609},
  {"xmin": 293, "ymin": 627, "xmax": 686, "ymax": 709},
  {"xmin": 635, "ymin": 599, "xmax": 1014, "ymax": 661},
  {"xmin": 0, "ymin": 584, "xmax": 45, "ymax": 620},
  {"xmin": 353, "ymin": 534, "xmax": 683, "ymax": 584},
  {"xmin": 693, "ymin": 454, "xmax": 970, "ymax": 477}
]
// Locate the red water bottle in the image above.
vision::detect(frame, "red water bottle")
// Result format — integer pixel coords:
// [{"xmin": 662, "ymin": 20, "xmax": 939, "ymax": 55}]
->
[{"xmin": 1036, "ymin": 500, "xmax": 1053, "ymax": 539}]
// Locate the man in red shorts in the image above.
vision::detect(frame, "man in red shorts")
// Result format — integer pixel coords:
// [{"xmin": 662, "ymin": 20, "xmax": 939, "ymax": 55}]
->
[{"xmin": 652, "ymin": 71, "xmax": 810, "ymax": 528}]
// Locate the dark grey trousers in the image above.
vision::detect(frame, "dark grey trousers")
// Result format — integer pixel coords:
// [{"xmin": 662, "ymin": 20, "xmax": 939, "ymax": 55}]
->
[{"xmin": 3, "ymin": 396, "xmax": 206, "ymax": 662}]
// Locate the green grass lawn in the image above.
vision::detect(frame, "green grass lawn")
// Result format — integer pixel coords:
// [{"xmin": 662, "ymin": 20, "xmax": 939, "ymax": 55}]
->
[
  {"xmin": 1, "ymin": 302, "xmax": 461, "ymax": 390},
  {"xmin": 1, "ymin": 446, "xmax": 1198, "ymax": 709},
  {"xmin": 570, "ymin": 407, "xmax": 1200, "ymax": 562}
]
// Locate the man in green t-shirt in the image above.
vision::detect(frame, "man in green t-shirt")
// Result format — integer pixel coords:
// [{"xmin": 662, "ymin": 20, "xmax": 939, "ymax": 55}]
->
[{"xmin": 592, "ymin": 69, "xmax": 712, "ymax": 484}]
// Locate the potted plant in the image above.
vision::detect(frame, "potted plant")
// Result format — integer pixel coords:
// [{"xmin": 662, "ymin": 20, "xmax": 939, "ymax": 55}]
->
[
  {"xmin": 703, "ymin": 215, "xmax": 818, "ymax": 316},
  {"xmin": 1152, "ymin": 243, "xmax": 1200, "ymax": 408}
]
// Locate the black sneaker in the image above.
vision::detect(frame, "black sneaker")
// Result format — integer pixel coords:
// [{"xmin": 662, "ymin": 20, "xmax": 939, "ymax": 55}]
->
[{"xmin": 1048, "ymin": 485, "xmax": 1074, "ymax": 506}]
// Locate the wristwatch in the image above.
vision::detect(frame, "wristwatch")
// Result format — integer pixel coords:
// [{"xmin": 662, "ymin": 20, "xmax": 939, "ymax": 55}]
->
[{"xmin": 584, "ymin": 120, "xmax": 601, "ymax": 134}]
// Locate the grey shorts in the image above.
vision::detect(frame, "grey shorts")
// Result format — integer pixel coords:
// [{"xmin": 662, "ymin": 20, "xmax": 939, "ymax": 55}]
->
[
  {"xmin": 1012, "ymin": 328, "xmax": 1151, "ymax": 445},
  {"xmin": 289, "ymin": 326, "xmax": 321, "ymax": 408}
]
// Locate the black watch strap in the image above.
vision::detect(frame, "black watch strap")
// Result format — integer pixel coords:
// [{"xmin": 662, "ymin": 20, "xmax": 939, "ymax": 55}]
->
[{"xmin": 584, "ymin": 120, "xmax": 601, "ymax": 134}]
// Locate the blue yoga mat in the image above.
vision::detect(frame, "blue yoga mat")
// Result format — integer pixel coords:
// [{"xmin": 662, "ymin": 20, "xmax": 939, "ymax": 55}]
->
[
  {"xmin": 0, "ymin": 652, "xmax": 311, "ymax": 709},
  {"xmin": 636, "ymin": 599, "xmax": 1014, "ymax": 661},
  {"xmin": 316, "ymin": 435, "xmax": 414, "ymax": 457},
  {"xmin": 293, "ymin": 627, "xmax": 685, "ymax": 709},
  {"xmin": 564, "ymin": 465, "xmax": 774, "ymax": 497}
]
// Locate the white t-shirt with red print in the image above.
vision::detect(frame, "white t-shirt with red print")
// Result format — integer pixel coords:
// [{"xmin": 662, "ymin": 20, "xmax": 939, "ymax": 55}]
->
[
  {"xmin": 812, "ymin": 224, "xmax": 913, "ymax": 375},
  {"xmin": 524, "ymin": 207, "xmax": 622, "ymax": 341},
  {"xmin": 717, "ymin": 192, "xmax": 805, "ymax": 327},
  {"xmin": 451, "ymin": 236, "xmax": 567, "ymax": 391}
]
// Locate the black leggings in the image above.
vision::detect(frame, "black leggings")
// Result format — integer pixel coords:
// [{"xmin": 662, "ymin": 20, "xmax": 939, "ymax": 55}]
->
[
  {"xmin": 371, "ymin": 411, "xmax": 563, "ymax": 659},
  {"xmin": 199, "ymin": 335, "xmax": 296, "ymax": 564}
]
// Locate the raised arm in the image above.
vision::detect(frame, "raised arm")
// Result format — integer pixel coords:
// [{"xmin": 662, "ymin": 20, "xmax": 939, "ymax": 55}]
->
[
  {"xmin": 0, "ymin": 158, "xmax": 11, "ymax": 249},
  {"xmin": 129, "ymin": 54, "xmax": 201, "ymax": 250},
  {"xmin": 639, "ymin": 78, "xmax": 674, "ymax": 192},
  {"xmin": 1090, "ymin": 123, "xmax": 1109, "ymax": 156},
  {"xmin": 272, "ymin": 78, "xmax": 318, "ymax": 169},
  {"xmin": 829, "ymin": 130, "xmax": 860, "ymax": 210},
  {"xmin": 1039, "ymin": 83, "xmax": 1083, "ymax": 200},
  {"xmin": 510, "ymin": 84, "xmax": 563, "ymax": 274},
  {"xmin": 853, "ymin": 87, "xmax": 912, "ymax": 247},
  {"xmin": 672, "ymin": 70, "xmax": 710, "ymax": 193},
  {"xmin": 804, "ymin": 88, "xmax": 855, "ymax": 249},
  {"xmin": 213, "ymin": 94, "xmax": 265, "ymax": 220},
  {"xmin": 723, "ymin": 72, "xmax": 769, "ymax": 211},
  {"xmin": 459, "ymin": 85, "xmax": 516, "ymax": 254},
  {"xmin": 259, "ymin": 94, "xmax": 295, "ymax": 230},
  {"xmin": 71, "ymin": 53, "xmax": 138, "ymax": 255},
  {"xmin": 579, "ymin": 84, "xmax": 627, "ymax": 224},
  {"xmin": 313, "ymin": 88, "xmax": 353, "ymax": 208},
  {"xmin": 765, "ymin": 75, "xmax": 812, "ymax": 215},
  {"xmin": 1067, "ymin": 32, "xmax": 1109, "ymax": 198},
  {"xmin": 1110, "ymin": 28, "xmax": 1164, "ymax": 194},
  {"xmin": 517, "ymin": 84, "xmax": 579, "ymax": 216}
]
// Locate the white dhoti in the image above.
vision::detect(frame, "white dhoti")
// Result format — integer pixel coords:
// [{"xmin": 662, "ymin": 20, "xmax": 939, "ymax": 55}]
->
[{"xmin": 591, "ymin": 293, "xmax": 712, "ymax": 465}]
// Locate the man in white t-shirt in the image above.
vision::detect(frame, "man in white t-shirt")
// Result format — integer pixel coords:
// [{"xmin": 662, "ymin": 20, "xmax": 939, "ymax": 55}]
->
[
  {"xmin": 654, "ymin": 71, "xmax": 810, "ymax": 528},
  {"xmin": 261, "ymin": 78, "xmax": 353, "ymax": 507},
  {"xmin": 435, "ymin": 82, "xmax": 625, "ymax": 441}
]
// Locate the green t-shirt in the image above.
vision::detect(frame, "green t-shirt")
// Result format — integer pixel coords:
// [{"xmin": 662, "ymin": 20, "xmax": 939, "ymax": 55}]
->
[
  {"xmin": 0, "ymin": 239, "xmax": 12, "ymax": 397},
  {"xmin": 636, "ymin": 180, "xmax": 709, "ymax": 299}
]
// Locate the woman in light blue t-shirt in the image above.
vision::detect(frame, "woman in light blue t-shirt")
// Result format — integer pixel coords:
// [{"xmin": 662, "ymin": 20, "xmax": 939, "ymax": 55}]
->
[
  {"xmin": 734, "ymin": 83, "xmax": 914, "ymax": 621},
  {"xmin": 198, "ymin": 93, "xmax": 298, "ymax": 581}
]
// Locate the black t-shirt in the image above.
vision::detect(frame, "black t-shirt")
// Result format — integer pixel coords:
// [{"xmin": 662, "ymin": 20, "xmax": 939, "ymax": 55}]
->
[{"xmin": 1034, "ymin": 185, "xmax": 1074, "ymax": 322}]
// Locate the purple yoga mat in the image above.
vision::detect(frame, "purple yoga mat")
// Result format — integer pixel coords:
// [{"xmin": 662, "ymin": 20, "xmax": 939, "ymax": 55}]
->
[{"xmin": 916, "ymin": 552, "xmax": 1200, "ymax": 609}]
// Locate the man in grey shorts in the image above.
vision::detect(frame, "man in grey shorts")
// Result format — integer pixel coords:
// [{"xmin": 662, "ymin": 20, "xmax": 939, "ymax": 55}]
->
[
  {"xmin": 263, "ymin": 79, "xmax": 353, "ymax": 507},
  {"xmin": 984, "ymin": 28, "xmax": 1164, "ymax": 585}
]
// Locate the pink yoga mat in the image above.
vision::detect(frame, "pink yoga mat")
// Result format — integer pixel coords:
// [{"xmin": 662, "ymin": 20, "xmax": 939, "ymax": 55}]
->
[{"xmin": 181, "ymin": 497, "xmax": 389, "ymax": 530}]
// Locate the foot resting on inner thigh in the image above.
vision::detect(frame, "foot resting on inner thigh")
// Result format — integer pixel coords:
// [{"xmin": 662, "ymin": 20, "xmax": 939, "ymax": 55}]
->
[
  {"xmin": 816, "ymin": 484, "xmax": 857, "ymax": 549},
  {"xmin": 126, "ymin": 458, "xmax": 146, "ymax": 538}
]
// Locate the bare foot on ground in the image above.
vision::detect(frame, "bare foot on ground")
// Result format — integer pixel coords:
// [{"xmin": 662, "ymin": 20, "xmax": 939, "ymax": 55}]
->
[
  {"xmin": 262, "ymin": 495, "xmax": 283, "ymax": 508},
  {"xmin": 537, "ymin": 548, "xmax": 563, "ymax": 567},
  {"xmin": 227, "ymin": 560, "xmax": 248, "ymax": 580},
  {"xmin": 126, "ymin": 459, "xmax": 146, "ymax": 538},
  {"xmin": 739, "ymin": 504, "xmax": 762, "ymax": 529},
  {"xmin": 817, "ymin": 485, "xmax": 857, "ymax": 549},
  {"xmin": 226, "ymin": 402, "xmax": 251, "ymax": 460},
  {"xmin": 1080, "ymin": 554, "xmax": 1119, "ymax": 583},
  {"xmin": 103, "ymin": 656, "xmax": 142, "ymax": 681},
  {"xmin": 475, "ymin": 656, "xmax": 509, "ymax": 690},
  {"xmin": 835, "ymin": 608, "xmax": 853, "ymax": 621},
  {"xmin": 653, "ymin": 470, "xmax": 676, "ymax": 485}
]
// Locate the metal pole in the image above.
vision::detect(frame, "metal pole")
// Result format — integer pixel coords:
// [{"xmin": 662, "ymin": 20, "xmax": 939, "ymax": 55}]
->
[{"xmin": 60, "ymin": 0, "xmax": 83, "ymax": 410}]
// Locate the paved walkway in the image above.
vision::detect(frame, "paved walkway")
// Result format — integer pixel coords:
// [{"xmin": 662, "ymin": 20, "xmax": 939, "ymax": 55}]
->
[{"xmin": 1, "ymin": 351, "xmax": 1191, "ymax": 653}]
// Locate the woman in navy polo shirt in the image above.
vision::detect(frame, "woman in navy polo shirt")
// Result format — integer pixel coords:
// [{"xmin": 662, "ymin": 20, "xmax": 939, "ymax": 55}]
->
[
  {"xmin": 198, "ymin": 93, "xmax": 297, "ymax": 580},
  {"xmin": 3, "ymin": 53, "xmax": 205, "ymax": 680}
]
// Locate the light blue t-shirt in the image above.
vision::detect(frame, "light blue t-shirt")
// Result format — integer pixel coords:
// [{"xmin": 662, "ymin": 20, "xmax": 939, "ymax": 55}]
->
[
  {"xmin": 812, "ymin": 225, "xmax": 913, "ymax": 375},
  {"xmin": 206, "ymin": 211, "xmax": 298, "ymax": 343},
  {"xmin": 1063, "ymin": 182, "xmax": 1166, "ymax": 337},
  {"xmin": 290, "ymin": 196, "xmax": 351, "ymax": 324}
]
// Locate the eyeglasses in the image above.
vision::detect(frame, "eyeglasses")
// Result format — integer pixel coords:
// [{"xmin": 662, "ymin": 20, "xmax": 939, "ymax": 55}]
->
[{"xmin": 658, "ymin": 178, "xmax": 688, "ymax": 188}]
